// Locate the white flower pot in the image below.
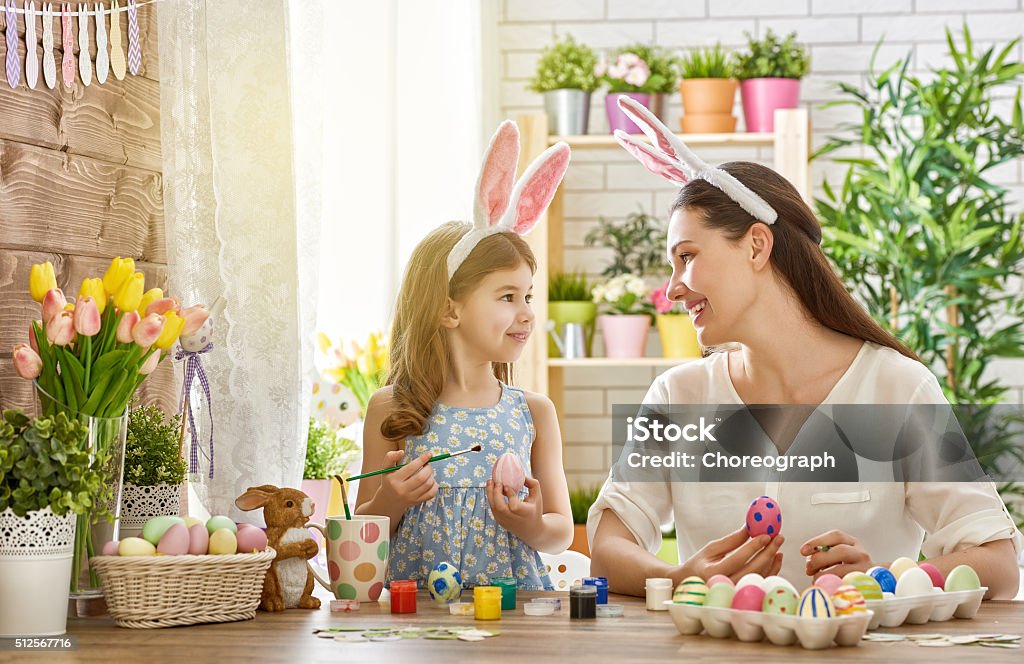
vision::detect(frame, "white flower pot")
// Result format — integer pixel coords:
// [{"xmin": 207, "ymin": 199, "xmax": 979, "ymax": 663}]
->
[
  {"xmin": 0, "ymin": 507, "xmax": 76, "ymax": 636},
  {"xmin": 119, "ymin": 483, "xmax": 182, "ymax": 540}
]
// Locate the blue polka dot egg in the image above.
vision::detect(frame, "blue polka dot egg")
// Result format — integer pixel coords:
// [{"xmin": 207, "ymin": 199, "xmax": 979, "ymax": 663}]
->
[
  {"xmin": 745, "ymin": 495, "xmax": 782, "ymax": 538},
  {"xmin": 427, "ymin": 562, "xmax": 463, "ymax": 603}
]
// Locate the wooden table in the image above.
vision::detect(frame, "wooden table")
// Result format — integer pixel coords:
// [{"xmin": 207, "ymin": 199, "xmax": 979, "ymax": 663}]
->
[{"xmin": 4, "ymin": 590, "xmax": 1021, "ymax": 663}]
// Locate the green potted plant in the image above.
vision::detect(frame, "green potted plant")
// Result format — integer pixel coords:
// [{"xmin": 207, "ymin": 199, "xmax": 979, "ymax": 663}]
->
[
  {"xmin": 302, "ymin": 417, "xmax": 359, "ymax": 527},
  {"xmin": 679, "ymin": 43, "xmax": 737, "ymax": 134},
  {"xmin": 584, "ymin": 207, "xmax": 671, "ymax": 279},
  {"xmin": 815, "ymin": 25, "xmax": 1024, "ymax": 523},
  {"xmin": 0, "ymin": 410, "xmax": 110, "ymax": 635},
  {"xmin": 650, "ymin": 280, "xmax": 700, "ymax": 359},
  {"xmin": 529, "ymin": 34, "xmax": 599, "ymax": 135},
  {"xmin": 734, "ymin": 29, "xmax": 809, "ymax": 132},
  {"xmin": 568, "ymin": 484, "xmax": 601, "ymax": 556},
  {"xmin": 596, "ymin": 44, "xmax": 679, "ymax": 134},
  {"xmin": 547, "ymin": 271, "xmax": 596, "ymax": 358},
  {"xmin": 120, "ymin": 405, "xmax": 187, "ymax": 540}
]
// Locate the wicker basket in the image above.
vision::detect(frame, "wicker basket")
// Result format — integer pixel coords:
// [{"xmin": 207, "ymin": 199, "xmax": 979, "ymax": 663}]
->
[{"xmin": 90, "ymin": 548, "xmax": 276, "ymax": 628}]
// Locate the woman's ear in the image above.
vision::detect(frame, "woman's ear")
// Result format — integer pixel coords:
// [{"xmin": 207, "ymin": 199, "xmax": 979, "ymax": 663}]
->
[
  {"xmin": 748, "ymin": 223, "xmax": 774, "ymax": 270},
  {"xmin": 439, "ymin": 297, "xmax": 460, "ymax": 329}
]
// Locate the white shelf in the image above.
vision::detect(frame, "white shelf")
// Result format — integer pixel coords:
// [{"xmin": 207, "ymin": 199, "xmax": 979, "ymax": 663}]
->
[
  {"xmin": 549, "ymin": 131, "xmax": 776, "ymax": 149},
  {"xmin": 546, "ymin": 357, "xmax": 696, "ymax": 368}
]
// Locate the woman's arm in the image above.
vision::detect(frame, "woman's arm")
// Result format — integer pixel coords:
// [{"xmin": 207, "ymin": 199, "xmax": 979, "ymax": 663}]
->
[{"xmin": 924, "ymin": 539, "xmax": 1019, "ymax": 599}]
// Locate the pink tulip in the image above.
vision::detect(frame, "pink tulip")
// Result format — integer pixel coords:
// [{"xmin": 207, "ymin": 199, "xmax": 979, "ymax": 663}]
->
[
  {"xmin": 12, "ymin": 344, "xmax": 43, "ymax": 379},
  {"xmin": 180, "ymin": 304, "xmax": 210, "ymax": 336},
  {"xmin": 73, "ymin": 296, "xmax": 102, "ymax": 336},
  {"xmin": 117, "ymin": 311, "xmax": 141, "ymax": 343},
  {"xmin": 41, "ymin": 288, "xmax": 67, "ymax": 325},
  {"xmin": 45, "ymin": 311, "xmax": 75, "ymax": 346},
  {"xmin": 145, "ymin": 296, "xmax": 180, "ymax": 317},
  {"xmin": 132, "ymin": 313, "xmax": 165, "ymax": 348},
  {"xmin": 139, "ymin": 350, "xmax": 161, "ymax": 375},
  {"xmin": 29, "ymin": 321, "xmax": 40, "ymax": 353}
]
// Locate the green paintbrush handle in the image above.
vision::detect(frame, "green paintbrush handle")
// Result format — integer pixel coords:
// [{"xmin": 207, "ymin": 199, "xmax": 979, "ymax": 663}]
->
[{"xmin": 346, "ymin": 452, "xmax": 453, "ymax": 482}]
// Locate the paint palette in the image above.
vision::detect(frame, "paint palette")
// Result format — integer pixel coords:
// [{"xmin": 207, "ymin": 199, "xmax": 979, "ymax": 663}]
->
[{"xmin": 864, "ymin": 587, "xmax": 986, "ymax": 629}]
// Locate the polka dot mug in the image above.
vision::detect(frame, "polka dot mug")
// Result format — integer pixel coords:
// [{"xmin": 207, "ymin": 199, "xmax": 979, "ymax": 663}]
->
[{"xmin": 309, "ymin": 515, "xmax": 390, "ymax": 602}]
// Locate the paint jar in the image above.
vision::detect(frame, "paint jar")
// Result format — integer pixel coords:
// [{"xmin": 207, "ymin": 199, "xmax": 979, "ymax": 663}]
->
[
  {"xmin": 389, "ymin": 580, "xmax": 417, "ymax": 614},
  {"xmin": 570, "ymin": 585, "xmax": 597, "ymax": 619},
  {"xmin": 582, "ymin": 576, "xmax": 608, "ymax": 604},
  {"xmin": 473, "ymin": 586, "xmax": 502, "ymax": 620},
  {"xmin": 645, "ymin": 578, "xmax": 672, "ymax": 611},
  {"xmin": 489, "ymin": 576, "xmax": 517, "ymax": 610}
]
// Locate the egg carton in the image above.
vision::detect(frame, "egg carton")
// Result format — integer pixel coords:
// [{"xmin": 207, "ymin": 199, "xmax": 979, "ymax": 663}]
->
[
  {"xmin": 864, "ymin": 587, "xmax": 986, "ymax": 629},
  {"xmin": 665, "ymin": 601, "xmax": 873, "ymax": 650}
]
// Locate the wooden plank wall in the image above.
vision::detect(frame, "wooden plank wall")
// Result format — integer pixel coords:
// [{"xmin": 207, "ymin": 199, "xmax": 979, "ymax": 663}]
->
[{"xmin": 0, "ymin": 3, "xmax": 175, "ymax": 417}]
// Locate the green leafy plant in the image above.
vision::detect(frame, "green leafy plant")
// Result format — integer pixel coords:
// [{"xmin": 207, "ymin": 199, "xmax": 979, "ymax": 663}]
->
[
  {"xmin": 0, "ymin": 409, "xmax": 111, "ymax": 518},
  {"xmin": 125, "ymin": 404, "xmax": 186, "ymax": 487},
  {"xmin": 569, "ymin": 484, "xmax": 602, "ymax": 525},
  {"xmin": 304, "ymin": 417, "xmax": 359, "ymax": 480},
  {"xmin": 549, "ymin": 270, "xmax": 592, "ymax": 302},
  {"xmin": 814, "ymin": 25, "xmax": 1024, "ymax": 524},
  {"xmin": 734, "ymin": 29, "xmax": 809, "ymax": 81},
  {"xmin": 596, "ymin": 44, "xmax": 679, "ymax": 94},
  {"xmin": 529, "ymin": 34, "xmax": 599, "ymax": 93},
  {"xmin": 592, "ymin": 274, "xmax": 655, "ymax": 316},
  {"xmin": 680, "ymin": 43, "xmax": 734, "ymax": 79},
  {"xmin": 585, "ymin": 207, "xmax": 670, "ymax": 278}
]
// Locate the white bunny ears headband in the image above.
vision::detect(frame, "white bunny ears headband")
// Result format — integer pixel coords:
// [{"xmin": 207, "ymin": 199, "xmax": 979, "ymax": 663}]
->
[
  {"xmin": 612, "ymin": 96, "xmax": 778, "ymax": 225},
  {"xmin": 447, "ymin": 122, "xmax": 571, "ymax": 280}
]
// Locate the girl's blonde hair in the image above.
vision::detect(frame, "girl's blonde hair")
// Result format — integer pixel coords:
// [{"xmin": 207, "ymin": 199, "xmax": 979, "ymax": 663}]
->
[{"xmin": 381, "ymin": 221, "xmax": 537, "ymax": 441}]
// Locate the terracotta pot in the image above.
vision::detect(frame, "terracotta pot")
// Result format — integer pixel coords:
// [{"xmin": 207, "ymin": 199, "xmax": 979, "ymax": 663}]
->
[
  {"xmin": 569, "ymin": 523, "xmax": 590, "ymax": 557},
  {"xmin": 680, "ymin": 113, "xmax": 737, "ymax": 134},
  {"xmin": 679, "ymin": 78, "xmax": 737, "ymax": 115}
]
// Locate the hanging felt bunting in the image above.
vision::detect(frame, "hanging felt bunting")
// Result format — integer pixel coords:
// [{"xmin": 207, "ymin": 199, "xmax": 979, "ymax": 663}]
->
[
  {"xmin": 5, "ymin": 0, "xmax": 20, "ymax": 89},
  {"xmin": 126, "ymin": 0, "xmax": 139, "ymax": 75},
  {"xmin": 94, "ymin": 2, "xmax": 108, "ymax": 84},
  {"xmin": 60, "ymin": 3, "xmax": 74, "ymax": 88},
  {"xmin": 77, "ymin": 4, "xmax": 91, "ymax": 86},
  {"xmin": 25, "ymin": 1, "xmax": 39, "ymax": 89},
  {"xmin": 41, "ymin": 2, "xmax": 56, "ymax": 88},
  {"xmin": 109, "ymin": 0, "xmax": 125, "ymax": 79}
]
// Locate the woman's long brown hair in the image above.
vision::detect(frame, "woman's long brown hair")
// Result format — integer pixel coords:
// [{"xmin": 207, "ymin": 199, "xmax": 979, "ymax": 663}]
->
[
  {"xmin": 675, "ymin": 162, "xmax": 918, "ymax": 360},
  {"xmin": 381, "ymin": 221, "xmax": 537, "ymax": 441}
]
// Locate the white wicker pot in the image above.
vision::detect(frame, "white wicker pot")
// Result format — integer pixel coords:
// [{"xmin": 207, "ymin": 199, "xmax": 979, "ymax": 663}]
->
[
  {"xmin": 120, "ymin": 484, "xmax": 182, "ymax": 540},
  {"xmin": 0, "ymin": 506, "xmax": 76, "ymax": 636}
]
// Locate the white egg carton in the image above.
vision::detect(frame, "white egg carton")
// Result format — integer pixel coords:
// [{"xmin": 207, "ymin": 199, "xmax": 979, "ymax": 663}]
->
[
  {"xmin": 665, "ymin": 601, "xmax": 873, "ymax": 650},
  {"xmin": 863, "ymin": 587, "xmax": 986, "ymax": 629}
]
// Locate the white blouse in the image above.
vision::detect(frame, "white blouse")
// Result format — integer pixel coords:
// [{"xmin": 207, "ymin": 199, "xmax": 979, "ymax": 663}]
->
[{"xmin": 588, "ymin": 341, "xmax": 1023, "ymax": 584}]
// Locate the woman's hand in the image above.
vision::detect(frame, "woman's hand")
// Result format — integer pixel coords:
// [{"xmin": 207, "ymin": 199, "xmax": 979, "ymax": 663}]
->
[
  {"xmin": 800, "ymin": 529, "xmax": 872, "ymax": 580},
  {"xmin": 375, "ymin": 450, "xmax": 438, "ymax": 510},
  {"xmin": 486, "ymin": 477, "xmax": 544, "ymax": 539},
  {"xmin": 675, "ymin": 527, "xmax": 785, "ymax": 583}
]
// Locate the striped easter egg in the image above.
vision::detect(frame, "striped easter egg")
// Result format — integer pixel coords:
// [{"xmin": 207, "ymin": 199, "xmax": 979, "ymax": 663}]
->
[
  {"xmin": 832, "ymin": 585, "xmax": 867, "ymax": 615},
  {"xmin": 798, "ymin": 587, "xmax": 835, "ymax": 618},
  {"xmin": 672, "ymin": 576, "xmax": 708, "ymax": 606},
  {"xmin": 841, "ymin": 572, "xmax": 883, "ymax": 601}
]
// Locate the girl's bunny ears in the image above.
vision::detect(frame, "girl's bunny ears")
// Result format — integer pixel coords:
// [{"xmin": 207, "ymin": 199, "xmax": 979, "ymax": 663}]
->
[
  {"xmin": 447, "ymin": 121, "xmax": 571, "ymax": 280},
  {"xmin": 612, "ymin": 96, "xmax": 778, "ymax": 225}
]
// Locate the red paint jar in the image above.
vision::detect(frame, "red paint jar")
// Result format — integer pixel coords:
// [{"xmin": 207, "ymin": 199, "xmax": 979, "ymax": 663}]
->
[{"xmin": 390, "ymin": 580, "xmax": 417, "ymax": 614}]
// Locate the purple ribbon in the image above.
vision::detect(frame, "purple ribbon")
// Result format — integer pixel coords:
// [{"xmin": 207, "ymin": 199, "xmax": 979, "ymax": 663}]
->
[{"xmin": 175, "ymin": 343, "xmax": 214, "ymax": 479}]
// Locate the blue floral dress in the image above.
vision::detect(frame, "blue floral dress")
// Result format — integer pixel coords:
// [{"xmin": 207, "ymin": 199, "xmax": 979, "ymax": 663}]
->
[{"xmin": 387, "ymin": 383, "xmax": 553, "ymax": 590}]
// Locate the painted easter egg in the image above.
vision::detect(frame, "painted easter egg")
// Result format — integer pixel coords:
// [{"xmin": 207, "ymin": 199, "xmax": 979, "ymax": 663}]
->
[
  {"xmin": 182, "ymin": 516, "xmax": 204, "ymax": 529},
  {"xmin": 841, "ymin": 572, "xmax": 883, "ymax": 601},
  {"xmin": 491, "ymin": 452, "xmax": 526, "ymax": 493},
  {"xmin": 704, "ymin": 583, "xmax": 736, "ymax": 608},
  {"xmin": 156, "ymin": 523, "xmax": 190, "ymax": 555},
  {"xmin": 763, "ymin": 575, "xmax": 797, "ymax": 595},
  {"xmin": 179, "ymin": 317, "xmax": 214, "ymax": 353},
  {"xmin": 832, "ymin": 585, "xmax": 867, "ymax": 615},
  {"xmin": 813, "ymin": 573, "xmax": 844, "ymax": 596},
  {"xmin": 235, "ymin": 525, "xmax": 268, "ymax": 553},
  {"xmin": 101, "ymin": 540, "xmax": 120, "ymax": 556},
  {"xmin": 945, "ymin": 565, "xmax": 981, "ymax": 592},
  {"xmin": 706, "ymin": 574, "xmax": 734, "ymax": 588},
  {"xmin": 119, "ymin": 537, "xmax": 157, "ymax": 557},
  {"xmin": 867, "ymin": 566, "xmax": 897, "ymax": 593},
  {"xmin": 735, "ymin": 573, "xmax": 765, "ymax": 591},
  {"xmin": 895, "ymin": 567, "xmax": 933, "ymax": 597},
  {"xmin": 745, "ymin": 496, "xmax": 781, "ymax": 538},
  {"xmin": 141, "ymin": 515, "xmax": 186, "ymax": 546},
  {"xmin": 209, "ymin": 528, "xmax": 238, "ymax": 555},
  {"xmin": 762, "ymin": 586, "xmax": 799, "ymax": 615},
  {"xmin": 188, "ymin": 523, "xmax": 210, "ymax": 555},
  {"xmin": 798, "ymin": 587, "xmax": 835, "ymax": 618},
  {"xmin": 672, "ymin": 577, "xmax": 708, "ymax": 605},
  {"xmin": 731, "ymin": 585, "xmax": 766, "ymax": 611},
  {"xmin": 427, "ymin": 562, "xmax": 463, "ymax": 603},
  {"xmin": 206, "ymin": 515, "xmax": 238, "ymax": 535},
  {"xmin": 889, "ymin": 556, "xmax": 918, "ymax": 580},
  {"xmin": 917, "ymin": 562, "xmax": 945, "ymax": 589}
]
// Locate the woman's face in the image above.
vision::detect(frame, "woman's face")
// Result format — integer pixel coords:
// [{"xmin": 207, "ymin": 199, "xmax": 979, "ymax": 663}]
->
[{"xmin": 665, "ymin": 207, "xmax": 762, "ymax": 347}]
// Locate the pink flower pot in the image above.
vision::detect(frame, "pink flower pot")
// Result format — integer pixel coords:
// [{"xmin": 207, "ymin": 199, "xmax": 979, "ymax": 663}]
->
[
  {"xmin": 605, "ymin": 92, "xmax": 651, "ymax": 134},
  {"xmin": 599, "ymin": 314, "xmax": 651, "ymax": 358},
  {"xmin": 740, "ymin": 78, "xmax": 801, "ymax": 132}
]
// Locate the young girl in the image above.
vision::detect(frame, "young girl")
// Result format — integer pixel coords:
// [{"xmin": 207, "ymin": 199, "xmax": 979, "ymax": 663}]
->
[{"xmin": 355, "ymin": 122, "xmax": 573, "ymax": 589}]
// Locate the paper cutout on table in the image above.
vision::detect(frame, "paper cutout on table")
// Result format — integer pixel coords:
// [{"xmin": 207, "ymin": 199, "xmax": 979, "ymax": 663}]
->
[
  {"xmin": 60, "ymin": 3, "xmax": 74, "ymax": 88},
  {"xmin": 109, "ymin": 0, "xmax": 124, "ymax": 79},
  {"xmin": 24, "ymin": 1, "xmax": 39, "ymax": 88},
  {"xmin": 77, "ymin": 4, "xmax": 91, "ymax": 86},
  {"xmin": 126, "ymin": 0, "xmax": 139, "ymax": 75},
  {"xmin": 93, "ymin": 2, "xmax": 108, "ymax": 83},
  {"xmin": 41, "ymin": 2, "xmax": 55, "ymax": 88},
  {"xmin": 5, "ymin": 0, "xmax": 20, "ymax": 88}
]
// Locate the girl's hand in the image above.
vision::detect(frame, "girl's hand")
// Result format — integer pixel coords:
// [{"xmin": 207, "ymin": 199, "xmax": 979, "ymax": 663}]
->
[
  {"xmin": 376, "ymin": 450, "xmax": 438, "ymax": 509},
  {"xmin": 675, "ymin": 527, "xmax": 785, "ymax": 583},
  {"xmin": 487, "ymin": 477, "xmax": 544, "ymax": 538},
  {"xmin": 801, "ymin": 530, "xmax": 872, "ymax": 580}
]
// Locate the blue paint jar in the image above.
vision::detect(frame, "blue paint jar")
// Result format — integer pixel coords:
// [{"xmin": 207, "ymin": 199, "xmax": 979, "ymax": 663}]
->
[{"xmin": 583, "ymin": 576, "xmax": 608, "ymax": 604}]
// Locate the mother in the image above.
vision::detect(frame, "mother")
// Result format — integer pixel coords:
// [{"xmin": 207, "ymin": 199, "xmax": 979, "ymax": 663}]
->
[{"xmin": 587, "ymin": 98, "xmax": 1022, "ymax": 598}]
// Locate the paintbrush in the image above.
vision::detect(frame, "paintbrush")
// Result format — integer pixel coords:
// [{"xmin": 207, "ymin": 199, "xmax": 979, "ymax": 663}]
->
[{"xmin": 345, "ymin": 444, "xmax": 483, "ymax": 482}]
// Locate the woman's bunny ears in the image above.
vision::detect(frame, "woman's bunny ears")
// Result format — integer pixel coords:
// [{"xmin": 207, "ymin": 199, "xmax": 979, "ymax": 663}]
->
[
  {"xmin": 612, "ymin": 96, "xmax": 778, "ymax": 225},
  {"xmin": 447, "ymin": 121, "xmax": 571, "ymax": 280}
]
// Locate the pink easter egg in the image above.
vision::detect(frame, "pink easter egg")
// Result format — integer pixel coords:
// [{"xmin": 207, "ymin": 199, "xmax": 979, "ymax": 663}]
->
[
  {"xmin": 101, "ymin": 540, "xmax": 120, "ymax": 556},
  {"xmin": 731, "ymin": 585, "xmax": 766, "ymax": 611},
  {"xmin": 157, "ymin": 523, "xmax": 190, "ymax": 556},
  {"xmin": 745, "ymin": 495, "xmax": 781, "ymax": 538},
  {"xmin": 188, "ymin": 523, "xmax": 210, "ymax": 555},
  {"xmin": 707, "ymin": 574, "xmax": 734, "ymax": 588},
  {"xmin": 917, "ymin": 563, "xmax": 945, "ymax": 589},
  {"xmin": 814, "ymin": 573, "xmax": 844, "ymax": 596},
  {"xmin": 235, "ymin": 525, "xmax": 268, "ymax": 553},
  {"xmin": 491, "ymin": 452, "xmax": 526, "ymax": 493}
]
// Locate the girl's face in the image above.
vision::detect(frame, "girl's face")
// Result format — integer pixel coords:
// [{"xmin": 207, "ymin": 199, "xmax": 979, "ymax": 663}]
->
[
  {"xmin": 447, "ymin": 261, "xmax": 535, "ymax": 364},
  {"xmin": 666, "ymin": 207, "xmax": 762, "ymax": 347}
]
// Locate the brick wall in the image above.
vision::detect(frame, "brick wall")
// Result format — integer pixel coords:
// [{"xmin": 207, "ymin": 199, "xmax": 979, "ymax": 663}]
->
[{"xmin": 495, "ymin": 0, "xmax": 1024, "ymax": 487}]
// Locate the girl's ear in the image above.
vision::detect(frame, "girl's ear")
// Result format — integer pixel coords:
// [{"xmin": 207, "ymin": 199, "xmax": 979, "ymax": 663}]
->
[
  {"xmin": 439, "ymin": 297, "xmax": 460, "ymax": 329},
  {"xmin": 474, "ymin": 121, "xmax": 520, "ymax": 229},
  {"xmin": 748, "ymin": 223, "xmax": 774, "ymax": 269}
]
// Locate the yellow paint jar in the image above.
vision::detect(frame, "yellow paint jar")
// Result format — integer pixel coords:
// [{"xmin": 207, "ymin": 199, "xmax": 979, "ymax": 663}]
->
[{"xmin": 473, "ymin": 586, "xmax": 502, "ymax": 620}]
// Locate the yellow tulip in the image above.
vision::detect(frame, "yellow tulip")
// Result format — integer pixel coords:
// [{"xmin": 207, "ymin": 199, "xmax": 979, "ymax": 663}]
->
[
  {"xmin": 155, "ymin": 310, "xmax": 186, "ymax": 350},
  {"xmin": 29, "ymin": 262, "xmax": 57, "ymax": 302},
  {"xmin": 316, "ymin": 332, "xmax": 332, "ymax": 354},
  {"xmin": 113, "ymin": 272, "xmax": 145, "ymax": 312},
  {"xmin": 137, "ymin": 288, "xmax": 164, "ymax": 318},
  {"xmin": 78, "ymin": 278, "xmax": 107, "ymax": 314},
  {"xmin": 102, "ymin": 257, "xmax": 136, "ymax": 295}
]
